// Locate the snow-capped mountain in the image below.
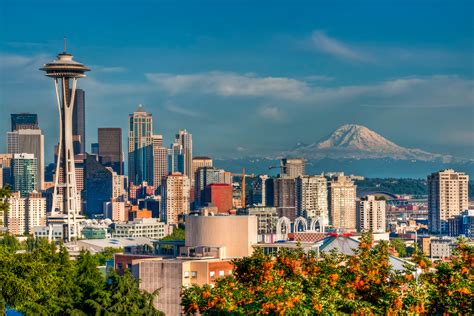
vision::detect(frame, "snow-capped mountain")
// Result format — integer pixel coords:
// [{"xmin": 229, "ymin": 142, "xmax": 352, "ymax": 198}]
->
[{"xmin": 282, "ymin": 124, "xmax": 453, "ymax": 162}]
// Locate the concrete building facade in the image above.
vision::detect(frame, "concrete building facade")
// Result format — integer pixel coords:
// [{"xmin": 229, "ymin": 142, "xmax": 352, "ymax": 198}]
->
[
  {"xmin": 296, "ymin": 175, "xmax": 328, "ymax": 224},
  {"xmin": 428, "ymin": 169, "xmax": 469, "ymax": 234},
  {"xmin": 357, "ymin": 195, "xmax": 386, "ymax": 233},
  {"xmin": 329, "ymin": 175, "xmax": 357, "ymax": 230}
]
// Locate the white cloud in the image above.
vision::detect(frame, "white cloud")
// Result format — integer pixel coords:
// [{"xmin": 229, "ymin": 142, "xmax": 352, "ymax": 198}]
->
[
  {"xmin": 91, "ymin": 65, "xmax": 127, "ymax": 73},
  {"xmin": 146, "ymin": 71, "xmax": 474, "ymax": 108},
  {"xmin": 310, "ymin": 31, "xmax": 369, "ymax": 61},
  {"xmin": 146, "ymin": 71, "xmax": 310, "ymax": 100},
  {"xmin": 165, "ymin": 103, "xmax": 199, "ymax": 117},
  {"xmin": 258, "ymin": 105, "xmax": 285, "ymax": 121}
]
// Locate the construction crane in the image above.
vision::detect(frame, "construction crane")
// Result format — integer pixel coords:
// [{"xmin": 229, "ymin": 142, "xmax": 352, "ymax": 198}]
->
[{"xmin": 231, "ymin": 168, "xmax": 254, "ymax": 208}]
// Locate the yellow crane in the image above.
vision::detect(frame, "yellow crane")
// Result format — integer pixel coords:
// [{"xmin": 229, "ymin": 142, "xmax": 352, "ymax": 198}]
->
[{"xmin": 232, "ymin": 168, "xmax": 254, "ymax": 208}]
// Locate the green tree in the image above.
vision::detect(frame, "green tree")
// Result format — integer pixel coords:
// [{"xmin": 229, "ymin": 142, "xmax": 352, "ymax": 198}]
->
[
  {"xmin": 390, "ymin": 238, "xmax": 408, "ymax": 257},
  {"xmin": 161, "ymin": 227, "xmax": 185, "ymax": 241}
]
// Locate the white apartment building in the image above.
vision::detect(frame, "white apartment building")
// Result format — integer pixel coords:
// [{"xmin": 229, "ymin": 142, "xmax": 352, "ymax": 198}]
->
[
  {"xmin": 161, "ymin": 173, "xmax": 190, "ymax": 225},
  {"xmin": 357, "ymin": 195, "xmax": 386, "ymax": 233},
  {"xmin": 112, "ymin": 218, "xmax": 168, "ymax": 239},
  {"xmin": 296, "ymin": 175, "xmax": 328, "ymax": 225},
  {"xmin": 428, "ymin": 169, "xmax": 469, "ymax": 234}
]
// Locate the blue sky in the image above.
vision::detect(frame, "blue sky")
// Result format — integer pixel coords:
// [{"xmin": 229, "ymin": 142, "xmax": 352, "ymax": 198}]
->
[{"xmin": 0, "ymin": 0, "xmax": 473, "ymax": 163}]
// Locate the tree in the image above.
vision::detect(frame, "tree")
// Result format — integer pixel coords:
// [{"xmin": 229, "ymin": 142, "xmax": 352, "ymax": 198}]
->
[
  {"xmin": 390, "ymin": 238, "xmax": 408, "ymax": 257},
  {"xmin": 161, "ymin": 227, "xmax": 185, "ymax": 241},
  {"xmin": 181, "ymin": 232, "xmax": 473, "ymax": 314},
  {"xmin": 0, "ymin": 186, "xmax": 11, "ymax": 227}
]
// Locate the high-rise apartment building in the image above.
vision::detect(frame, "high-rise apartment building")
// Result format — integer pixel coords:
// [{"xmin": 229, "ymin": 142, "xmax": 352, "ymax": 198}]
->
[
  {"xmin": 328, "ymin": 175, "xmax": 357, "ymax": 230},
  {"xmin": 251, "ymin": 175, "xmax": 269, "ymax": 206},
  {"xmin": 357, "ymin": 195, "xmax": 386, "ymax": 233},
  {"xmin": 128, "ymin": 105, "xmax": 154, "ymax": 185},
  {"xmin": 5, "ymin": 191, "xmax": 46, "ymax": 235},
  {"xmin": 11, "ymin": 153, "xmax": 37, "ymax": 197},
  {"xmin": 71, "ymin": 88, "xmax": 86, "ymax": 153},
  {"xmin": 296, "ymin": 175, "xmax": 328, "ymax": 224},
  {"xmin": 98, "ymin": 128, "xmax": 123, "ymax": 174},
  {"xmin": 428, "ymin": 169, "xmax": 469, "ymax": 234},
  {"xmin": 175, "ymin": 130, "xmax": 193, "ymax": 182},
  {"xmin": 280, "ymin": 158, "xmax": 305, "ymax": 178},
  {"xmin": 160, "ymin": 173, "xmax": 190, "ymax": 225},
  {"xmin": 7, "ymin": 129, "xmax": 44, "ymax": 190},
  {"xmin": 152, "ymin": 134, "xmax": 168, "ymax": 189},
  {"xmin": 26, "ymin": 191, "xmax": 47, "ymax": 234},
  {"xmin": 274, "ymin": 177, "xmax": 296, "ymax": 220},
  {"xmin": 11, "ymin": 113, "xmax": 38, "ymax": 131}
]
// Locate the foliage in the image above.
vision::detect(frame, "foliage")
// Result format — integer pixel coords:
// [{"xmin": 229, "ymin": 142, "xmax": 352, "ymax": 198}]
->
[
  {"xmin": 181, "ymin": 232, "xmax": 473, "ymax": 315},
  {"xmin": 0, "ymin": 186, "xmax": 11, "ymax": 227},
  {"xmin": 0, "ymin": 236, "xmax": 163, "ymax": 315},
  {"xmin": 390, "ymin": 238, "xmax": 408, "ymax": 257},
  {"xmin": 161, "ymin": 227, "xmax": 185, "ymax": 241}
]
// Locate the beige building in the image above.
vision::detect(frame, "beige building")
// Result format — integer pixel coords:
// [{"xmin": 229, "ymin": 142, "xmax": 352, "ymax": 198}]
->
[
  {"xmin": 5, "ymin": 191, "xmax": 46, "ymax": 235},
  {"xmin": 112, "ymin": 218, "xmax": 168, "ymax": 239},
  {"xmin": 428, "ymin": 169, "xmax": 469, "ymax": 234},
  {"xmin": 329, "ymin": 175, "xmax": 357, "ymax": 230},
  {"xmin": 129, "ymin": 257, "xmax": 234, "ymax": 315},
  {"xmin": 104, "ymin": 201, "xmax": 127, "ymax": 222},
  {"xmin": 192, "ymin": 156, "xmax": 213, "ymax": 179},
  {"xmin": 185, "ymin": 215, "xmax": 257, "ymax": 259},
  {"xmin": 296, "ymin": 175, "xmax": 328, "ymax": 224},
  {"xmin": 280, "ymin": 158, "xmax": 305, "ymax": 178},
  {"xmin": 152, "ymin": 134, "xmax": 168, "ymax": 189},
  {"xmin": 357, "ymin": 195, "xmax": 386, "ymax": 233},
  {"xmin": 160, "ymin": 173, "xmax": 190, "ymax": 225}
]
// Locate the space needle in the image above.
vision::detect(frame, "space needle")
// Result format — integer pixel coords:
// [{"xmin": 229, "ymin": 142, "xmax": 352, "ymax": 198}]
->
[{"xmin": 40, "ymin": 39, "xmax": 90, "ymax": 242}]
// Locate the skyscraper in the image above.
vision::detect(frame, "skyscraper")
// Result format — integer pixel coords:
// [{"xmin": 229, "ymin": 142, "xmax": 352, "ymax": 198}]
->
[
  {"xmin": 0, "ymin": 154, "xmax": 13, "ymax": 189},
  {"xmin": 11, "ymin": 113, "xmax": 38, "ymax": 131},
  {"xmin": 192, "ymin": 157, "xmax": 213, "ymax": 178},
  {"xmin": 152, "ymin": 134, "xmax": 168, "ymax": 189},
  {"xmin": 98, "ymin": 127, "xmax": 123, "ymax": 174},
  {"xmin": 128, "ymin": 105, "xmax": 154, "ymax": 185},
  {"xmin": 328, "ymin": 175, "xmax": 357, "ymax": 230},
  {"xmin": 5, "ymin": 191, "xmax": 46, "ymax": 235},
  {"xmin": 428, "ymin": 169, "xmax": 469, "ymax": 234},
  {"xmin": 11, "ymin": 153, "xmax": 37, "ymax": 197},
  {"xmin": 160, "ymin": 172, "xmax": 190, "ymax": 225},
  {"xmin": 296, "ymin": 175, "xmax": 328, "ymax": 224},
  {"xmin": 274, "ymin": 177, "xmax": 296, "ymax": 220},
  {"xmin": 175, "ymin": 129, "xmax": 193, "ymax": 182},
  {"xmin": 40, "ymin": 44, "xmax": 90, "ymax": 241},
  {"xmin": 168, "ymin": 140, "xmax": 184, "ymax": 174},
  {"xmin": 71, "ymin": 88, "xmax": 86, "ymax": 153},
  {"xmin": 280, "ymin": 158, "xmax": 305, "ymax": 178},
  {"xmin": 7, "ymin": 129, "xmax": 44, "ymax": 190},
  {"xmin": 357, "ymin": 195, "xmax": 386, "ymax": 233},
  {"xmin": 195, "ymin": 166, "xmax": 231, "ymax": 206}
]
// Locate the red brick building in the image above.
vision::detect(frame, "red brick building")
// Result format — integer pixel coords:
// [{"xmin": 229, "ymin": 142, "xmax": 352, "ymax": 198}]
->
[{"xmin": 205, "ymin": 183, "xmax": 233, "ymax": 213}]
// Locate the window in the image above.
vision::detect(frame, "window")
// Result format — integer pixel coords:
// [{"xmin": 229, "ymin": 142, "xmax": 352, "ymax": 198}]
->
[
  {"xmin": 219, "ymin": 270, "xmax": 224, "ymax": 277},
  {"xmin": 191, "ymin": 271, "xmax": 197, "ymax": 278},
  {"xmin": 210, "ymin": 271, "xmax": 215, "ymax": 278},
  {"xmin": 184, "ymin": 271, "xmax": 190, "ymax": 278}
]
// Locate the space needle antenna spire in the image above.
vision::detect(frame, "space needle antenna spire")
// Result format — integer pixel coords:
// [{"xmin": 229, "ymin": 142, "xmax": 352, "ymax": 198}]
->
[{"xmin": 40, "ymin": 40, "xmax": 90, "ymax": 242}]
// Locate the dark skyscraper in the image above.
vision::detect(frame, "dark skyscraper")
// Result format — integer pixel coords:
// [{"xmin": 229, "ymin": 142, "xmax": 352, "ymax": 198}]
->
[
  {"xmin": 98, "ymin": 128, "xmax": 123, "ymax": 175},
  {"xmin": 71, "ymin": 88, "xmax": 85, "ymax": 153},
  {"xmin": 11, "ymin": 113, "xmax": 38, "ymax": 131},
  {"xmin": 84, "ymin": 154, "xmax": 112, "ymax": 218}
]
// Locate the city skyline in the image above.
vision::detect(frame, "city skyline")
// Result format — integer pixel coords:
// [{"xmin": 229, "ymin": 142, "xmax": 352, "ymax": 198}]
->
[{"xmin": 1, "ymin": 1, "xmax": 473, "ymax": 164}]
